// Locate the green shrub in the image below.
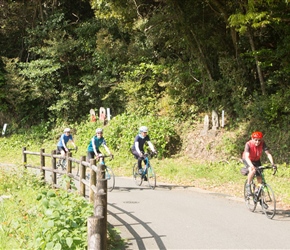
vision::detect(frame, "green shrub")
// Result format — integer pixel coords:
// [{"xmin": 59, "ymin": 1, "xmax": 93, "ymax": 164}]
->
[
  {"xmin": 34, "ymin": 189, "xmax": 93, "ymax": 250},
  {"xmin": 0, "ymin": 169, "xmax": 125, "ymax": 249},
  {"xmin": 104, "ymin": 113, "xmax": 179, "ymax": 157}
]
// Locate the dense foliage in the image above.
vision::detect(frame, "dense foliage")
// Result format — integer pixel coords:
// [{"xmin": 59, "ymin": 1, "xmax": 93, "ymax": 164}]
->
[
  {"xmin": 0, "ymin": 170, "xmax": 93, "ymax": 249},
  {"xmin": 1, "ymin": 0, "xmax": 290, "ymax": 130}
]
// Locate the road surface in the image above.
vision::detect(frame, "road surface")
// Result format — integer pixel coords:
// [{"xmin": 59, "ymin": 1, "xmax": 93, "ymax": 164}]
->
[{"xmin": 108, "ymin": 176, "xmax": 290, "ymax": 250}]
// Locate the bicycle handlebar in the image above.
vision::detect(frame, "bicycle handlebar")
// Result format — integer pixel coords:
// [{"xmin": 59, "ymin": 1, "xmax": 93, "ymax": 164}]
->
[
  {"xmin": 67, "ymin": 146, "xmax": 78, "ymax": 153},
  {"xmin": 256, "ymin": 165, "xmax": 277, "ymax": 175},
  {"xmin": 144, "ymin": 151, "xmax": 158, "ymax": 158},
  {"xmin": 96, "ymin": 154, "xmax": 114, "ymax": 161}
]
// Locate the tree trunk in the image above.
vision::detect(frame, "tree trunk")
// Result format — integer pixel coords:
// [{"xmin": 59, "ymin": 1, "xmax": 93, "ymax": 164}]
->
[{"xmin": 247, "ymin": 29, "xmax": 266, "ymax": 95}]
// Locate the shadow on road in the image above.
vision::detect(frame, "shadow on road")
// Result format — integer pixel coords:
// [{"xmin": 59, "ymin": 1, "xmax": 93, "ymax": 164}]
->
[
  {"xmin": 274, "ymin": 209, "xmax": 290, "ymax": 221},
  {"xmin": 112, "ymin": 183, "xmax": 196, "ymax": 192},
  {"xmin": 108, "ymin": 202, "xmax": 167, "ymax": 250}
]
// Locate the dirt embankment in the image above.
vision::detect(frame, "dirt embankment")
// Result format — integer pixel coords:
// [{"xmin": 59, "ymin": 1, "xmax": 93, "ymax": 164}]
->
[{"xmin": 183, "ymin": 123, "xmax": 239, "ymax": 163}]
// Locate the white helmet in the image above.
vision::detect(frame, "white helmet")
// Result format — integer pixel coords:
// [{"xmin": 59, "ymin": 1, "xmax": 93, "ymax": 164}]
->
[
  {"xmin": 64, "ymin": 128, "xmax": 71, "ymax": 133},
  {"xmin": 96, "ymin": 128, "xmax": 103, "ymax": 133},
  {"xmin": 139, "ymin": 126, "xmax": 148, "ymax": 133}
]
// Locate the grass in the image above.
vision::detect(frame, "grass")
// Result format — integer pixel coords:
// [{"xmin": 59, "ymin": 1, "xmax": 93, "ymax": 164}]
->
[{"xmin": 0, "ymin": 169, "xmax": 44, "ymax": 249}]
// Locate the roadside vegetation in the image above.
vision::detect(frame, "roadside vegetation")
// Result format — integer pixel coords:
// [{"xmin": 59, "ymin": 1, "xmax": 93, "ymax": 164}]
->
[{"xmin": 0, "ymin": 169, "xmax": 125, "ymax": 249}]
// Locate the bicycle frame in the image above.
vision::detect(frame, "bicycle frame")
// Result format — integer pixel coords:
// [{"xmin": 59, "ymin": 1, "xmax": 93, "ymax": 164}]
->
[
  {"xmin": 254, "ymin": 166, "xmax": 276, "ymax": 194},
  {"xmin": 254, "ymin": 167, "xmax": 266, "ymax": 193},
  {"xmin": 94, "ymin": 154, "xmax": 115, "ymax": 192},
  {"xmin": 133, "ymin": 151, "xmax": 157, "ymax": 189},
  {"xmin": 244, "ymin": 165, "xmax": 277, "ymax": 219},
  {"xmin": 142, "ymin": 154, "xmax": 150, "ymax": 177},
  {"xmin": 57, "ymin": 147, "xmax": 78, "ymax": 170}
]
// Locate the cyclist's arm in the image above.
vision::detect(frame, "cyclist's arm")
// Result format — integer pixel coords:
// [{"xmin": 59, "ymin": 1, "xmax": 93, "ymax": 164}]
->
[
  {"xmin": 92, "ymin": 138, "xmax": 99, "ymax": 156},
  {"xmin": 61, "ymin": 137, "xmax": 68, "ymax": 152},
  {"xmin": 265, "ymin": 150, "xmax": 274, "ymax": 165},
  {"xmin": 103, "ymin": 144, "xmax": 112, "ymax": 155},
  {"xmin": 135, "ymin": 141, "xmax": 142, "ymax": 156},
  {"xmin": 70, "ymin": 139, "xmax": 76, "ymax": 149},
  {"xmin": 147, "ymin": 141, "xmax": 155, "ymax": 152}
]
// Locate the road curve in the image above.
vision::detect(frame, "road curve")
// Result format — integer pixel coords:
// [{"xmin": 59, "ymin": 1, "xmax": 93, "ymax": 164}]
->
[{"xmin": 108, "ymin": 176, "xmax": 290, "ymax": 250}]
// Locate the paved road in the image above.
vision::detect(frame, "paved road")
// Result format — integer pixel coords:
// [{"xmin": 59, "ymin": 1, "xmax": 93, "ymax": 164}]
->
[{"xmin": 108, "ymin": 176, "xmax": 290, "ymax": 250}]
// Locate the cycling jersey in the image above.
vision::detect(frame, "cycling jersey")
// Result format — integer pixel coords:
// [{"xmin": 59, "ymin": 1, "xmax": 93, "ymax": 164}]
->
[
  {"xmin": 87, "ymin": 136, "xmax": 107, "ymax": 152},
  {"xmin": 57, "ymin": 134, "xmax": 73, "ymax": 147},
  {"xmin": 242, "ymin": 140, "xmax": 269, "ymax": 162},
  {"xmin": 131, "ymin": 134, "xmax": 151, "ymax": 152}
]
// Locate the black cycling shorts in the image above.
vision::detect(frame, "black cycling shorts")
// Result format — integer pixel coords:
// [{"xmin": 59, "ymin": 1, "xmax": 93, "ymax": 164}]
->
[{"xmin": 243, "ymin": 159, "xmax": 262, "ymax": 176}]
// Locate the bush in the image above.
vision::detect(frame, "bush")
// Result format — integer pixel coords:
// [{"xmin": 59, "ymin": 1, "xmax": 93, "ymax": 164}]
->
[{"xmin": 104, "ymin": 113, "xmax": 179, "ymax": 157}]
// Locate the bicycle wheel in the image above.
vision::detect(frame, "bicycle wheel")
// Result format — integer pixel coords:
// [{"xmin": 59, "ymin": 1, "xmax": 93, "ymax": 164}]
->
[
  {"xmin": 105, "ymin": 166, "xmax": 115, "ymax": 192},
  {"xmin": 147, "ymin": 164, "xmax": 156, "ymax": 189},
  {"xmin": 244, "ymin": 180, "xmax": 257, "ymax": 212},
  {"xmin": 261, "ymin": 183, "xmax": 276, "ymax": 219},
  {"xmin": 133, "ymin": 163, "xmax": 143, "ymax": 186}
]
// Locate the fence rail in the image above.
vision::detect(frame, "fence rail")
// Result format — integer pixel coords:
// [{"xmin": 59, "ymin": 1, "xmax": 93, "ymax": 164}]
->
[{"xmin": 22, "ymin": 147, "xmax": 108, "ymax": 250}]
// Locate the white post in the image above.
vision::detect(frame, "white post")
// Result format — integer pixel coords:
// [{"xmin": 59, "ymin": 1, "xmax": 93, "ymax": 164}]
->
[
  {"xmin": 106, "ymin": 108, "xmax": 111, "ymax": 121},
  {"xmin": 2, "ymin": 123, "xmax": 7, "ymax": 136},
  {"xmin": 221, "ymin": 110, "xmax": 224, "ymax": 128}
]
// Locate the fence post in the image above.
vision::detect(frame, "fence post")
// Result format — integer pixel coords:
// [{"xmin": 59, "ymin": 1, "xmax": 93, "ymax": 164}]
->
[
  {"xmin": 51, "ymin": 150, "xmax": 57, "ymax": 187},
  {"xmin": 89, "ymin": 159, "xmax": 96, "ymax": 203},
  {"xmin": 79, "ymin": 156, "xmax": 86, "ymax": 197},
  {"xmin": 22, "ymin": 147, "xmax": 27, "ymax": 169},
  {"xmin": 96, "ymin": 163, "xmax": 107, "ymax": 249},
  {"xmin": 87, "ymin": 216, "xmax": 102, "ymax": 250},
  {"xmin": 40, "ymin": 148, "xmax": 45, "ymax": 180},
  {"xmin": 88, "ymin": 163, "xmax": 107, "ymax": 250},
  {"xmin": 67, "ymin": 152, "xmax": 72, "ymax": 173},
  {"xmin": 66, "ymin": 151, "xmax": 73, "ymax": 190}
]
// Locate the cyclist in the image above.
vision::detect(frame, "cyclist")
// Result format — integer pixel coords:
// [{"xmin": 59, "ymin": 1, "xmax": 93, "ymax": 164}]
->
[
  {"xmin": 242, "ymin": 131, "xmax": 276, "ymax": 195},
  {"xmin": 57, "ymin": 128, "xmax": 77, "ymax": 158},
  {"xmin": 87, "ymin": 128, "xmax": 113, "ymax": 161},
  {"xmin": 131, "ymin": 126, "xmax": 157, "ymax": 174}
]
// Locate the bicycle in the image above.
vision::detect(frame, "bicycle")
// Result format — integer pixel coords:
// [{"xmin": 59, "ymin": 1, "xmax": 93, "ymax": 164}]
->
[
  {"xmin": 243, "ymin": 165, "xmax": 277, "ymax": 219},
  {"xmin": 132, "ymin": 151, "xmax": 157, "ymax": 189},
  {"xmin": 85, "ymin": 154, "xmax": 115, "ymax": 192},
  {"xmin": 56, "ymin": 147, "xmax": 78, "ymax": 170}
]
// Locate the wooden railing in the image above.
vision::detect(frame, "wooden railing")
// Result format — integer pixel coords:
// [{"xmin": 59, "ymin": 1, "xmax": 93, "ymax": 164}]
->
[{"xmin": 22, "ymin": 147, "xmax": 108, "ymax": 250}]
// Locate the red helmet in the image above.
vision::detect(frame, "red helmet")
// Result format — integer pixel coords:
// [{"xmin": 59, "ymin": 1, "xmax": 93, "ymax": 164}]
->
[{"xmin": 251, "ymin": 131, "xmax": 263, "ymax": 139}]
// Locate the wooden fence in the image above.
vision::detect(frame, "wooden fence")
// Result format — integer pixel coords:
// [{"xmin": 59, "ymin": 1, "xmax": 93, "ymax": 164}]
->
[{"xmin": 22, "ymin": 147, "xmax": 108, "ymax": 250}]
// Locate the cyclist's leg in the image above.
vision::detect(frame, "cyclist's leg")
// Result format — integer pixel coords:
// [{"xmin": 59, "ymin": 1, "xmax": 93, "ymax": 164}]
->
[
  {"xmin": 56, "ymin": 147, "xmax": 62, "ymax": 165},
  {"xmin": 244, "ymin": 179, "xmax": 257, "ymax": 212},
  {"xmin": 105, "ymin": 166, "xmax": 115, "ymax": 192},
  {"xmin": 244, "ymin": 160, "xmax": 260, "ymax": 195},
  {"xmin": 61, "ymin": 151, "xmax": 68, "ymax": 170},
  {"xmin": 132, "ymin": 150, "xmax": 143, "ymax": 185},
  {"xmin": 133, "ymin": 163, "xmax": 143, "ymax": 186},
  {"xmin": 242, "ymin": 160, "xmax": 253, "ymax": 194},
  {"xmin": 57, "ymin": 146, "xmax": 66, "ymax": 166},
  {"xmin": 87, "ymin": 151, "xmax": 95, "ymax": 162},
  {"xmin": 132, "ymin": 150, "xmax": 143, "ymax": 170}
]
